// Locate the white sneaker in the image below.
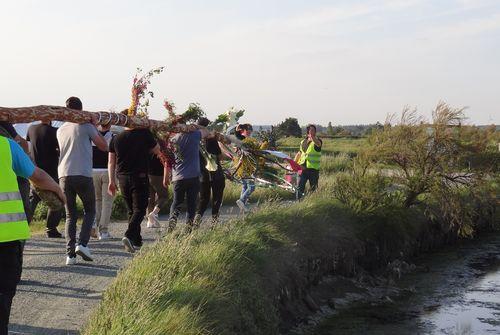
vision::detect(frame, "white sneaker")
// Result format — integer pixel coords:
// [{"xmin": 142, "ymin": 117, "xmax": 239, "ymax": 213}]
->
[
  {"xmin": 99, "ymin": 232, "xmax": 112, "ymax": 240},
  {"xmin": 75, "ymin": 245, "xmax": 93, "ymax": 261},
  {"xmin": 66, "ymin": 256, "xmax": 77, "ymax": 265},
  {"xmin": 122, "ymin": 237, "xmax": 135, "ymax": 254},
  {"xmin": 236, "ymin": 199, "xmax": 249, "ymax": 212},
  {"xmin": 147, "ymin": 213, "xmax": 161, "ymax": 228}
]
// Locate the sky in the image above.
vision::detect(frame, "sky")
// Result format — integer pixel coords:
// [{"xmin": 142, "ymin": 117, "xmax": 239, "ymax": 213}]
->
[{"xmin": 1, "ymin": 0, "xmax": 499, "ymax": 126}]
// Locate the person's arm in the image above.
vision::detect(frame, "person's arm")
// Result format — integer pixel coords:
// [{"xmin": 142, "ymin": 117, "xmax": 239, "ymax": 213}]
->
[
  {"xmin": 310, "ymin": 135, "xmax": 322, "ymax": 148},
  {"xmin": 198, "ymin": 128, "xmax": 211, "ymax": 139},
  {"xmin": 91, "ymin": 132, "xmax": 108, "ymax": 152},
  {"xmin": 150, "ymin": 144, "xmax": 161, "ymax": 155},
  {"xmin": 29, "ymin": 168, "xmax": 66, "ymax": 204},
  {"xmin": 294, "ymin": 151, "xmax": 302, "ymax": 163},
  {"xmin": 107, "ymin": 152, "xmax": 117, "ymax": 196},
  {"xmin": 9, "ymin": 138, "xmax": 65, "ymax": 203}
]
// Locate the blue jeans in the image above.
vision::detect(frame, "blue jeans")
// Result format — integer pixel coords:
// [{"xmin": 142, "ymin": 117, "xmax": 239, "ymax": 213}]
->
[{"xmin": 239, "ymin": 179, "xmax": 255, "ymax": 204}]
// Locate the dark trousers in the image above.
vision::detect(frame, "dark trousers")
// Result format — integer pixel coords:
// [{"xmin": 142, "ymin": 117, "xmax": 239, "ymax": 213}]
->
[
  {"xmin": 169, "ymin": 177, "xmax": 200, "ymax": 223},
  {"xmin": 29, "ymin": 189, "xmax": 63, "ymax": 232},
  {"xmin": 0, "ymin": 241, "xmax": 23, "ymax": 335},
  {"xmin": 60, "ymin": 176, "xmax": 96, "ymax": 255},
  {"xmin": 297, "ymin": 168, "xmax": 320, "ymax": 199},
  {"xmin": 197, "ymin": 177, "xmax": 225, "ymax": 218},
  {"xmin": 118, "ymin": 174, "xmax": 149, "ymax": 246}
]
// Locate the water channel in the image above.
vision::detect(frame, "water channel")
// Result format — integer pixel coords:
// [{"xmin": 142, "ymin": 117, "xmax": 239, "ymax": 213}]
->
[{"xmin": 310, "ymin": 234, "xmax": 500, "ymax": 335}]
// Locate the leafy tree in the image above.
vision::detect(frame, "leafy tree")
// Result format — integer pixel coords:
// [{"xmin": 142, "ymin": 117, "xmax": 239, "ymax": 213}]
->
[
  {"xmin": 327, "ymin": 122, "xmax": 334, "ymax": 136},
  {"xmin": 255, "ymin": 126, "xmax": 278, "ymax": 149},
  {"xmin": 335, "ymin": 102, "xmax": 499, "ymax": 237},
  {"xmin": 276, "ymin": 117, "xmax": 302, "ymax": 137}
]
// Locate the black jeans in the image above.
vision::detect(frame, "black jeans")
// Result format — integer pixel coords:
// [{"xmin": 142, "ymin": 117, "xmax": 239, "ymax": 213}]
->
[
  {"xmin": 29, "ymin": 188, "xmax": 63, "ymax": 232},
  {"xmin": 169, "ymin": 177, "xmax": 200, "ymax": 223},
  {"xmin": 197, "ymin": 175, "xmax": 225, "ymax": 218},
  {"xmin": 297, "ymin": 168, "xmax": 320, "ymax": 199},
  {"xmin": 118, "ymin": 174, "xmax": 149, "ymax": 246},
  {"xmin": 0, "ymin": 241, "xmax": 23, "ymax": 335},
  {"xmin": 60, "ymin": 176, "xmax": 96, "ymax": 255}
]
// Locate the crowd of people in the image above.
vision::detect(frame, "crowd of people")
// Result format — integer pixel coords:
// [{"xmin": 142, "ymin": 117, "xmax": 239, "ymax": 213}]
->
[{"xmin": 0, "ymin": 97, "xmax": 323, "ymax": 334}]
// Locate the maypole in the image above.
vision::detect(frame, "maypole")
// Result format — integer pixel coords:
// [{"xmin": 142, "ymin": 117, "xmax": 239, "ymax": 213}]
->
[{"xmin": 0, "ymin": 105, "xmax": 195, "ymax": 133}]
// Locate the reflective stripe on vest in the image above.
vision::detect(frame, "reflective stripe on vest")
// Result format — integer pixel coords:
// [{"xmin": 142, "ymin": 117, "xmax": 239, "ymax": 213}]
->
[
  {"xmin": 0, "ymin": 136, "xmax": 30, "ymax": 243},
  {"xmin": 0, "ymin": 192, "xmax": 22, "ymax": 201},
  {"xmin": 0, "ymin": 213, "xmax": 27, "ymax": 224},
  {"xmin": 298, "ymin": 139, "xmax": 321, "ymax": 170}
]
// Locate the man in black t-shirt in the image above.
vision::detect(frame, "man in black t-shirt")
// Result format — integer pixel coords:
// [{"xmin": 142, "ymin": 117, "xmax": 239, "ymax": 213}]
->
[
  {"xmin": 26, "ymin": 121, "xmax": 63, "ymax": 237},
  {"xmin": 108, "ymin": 127, "xmax": 162, "ymax": 253}
]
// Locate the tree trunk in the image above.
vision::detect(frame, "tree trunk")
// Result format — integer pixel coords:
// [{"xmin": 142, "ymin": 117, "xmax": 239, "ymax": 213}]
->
[{"xmin": 0, "ymin": 105, "xmax": 193, "ymax": 132}]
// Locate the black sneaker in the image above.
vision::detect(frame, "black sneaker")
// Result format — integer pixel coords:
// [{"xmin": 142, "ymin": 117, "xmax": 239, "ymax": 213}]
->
[
  {"xmin": 167, "ymin": 219, "xmax": 177, "ymax": 233},
  {"xmin": 122, "ymin": 237, "xmax": 135, "ymax": 254},
  {"xmin": 46, "ymin": 230, "xmax": 63, "ymax": 238}
]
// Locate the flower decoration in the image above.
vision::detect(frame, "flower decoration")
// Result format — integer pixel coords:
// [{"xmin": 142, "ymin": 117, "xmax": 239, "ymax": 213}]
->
[{"xmin": 127, "ymin": 67, "xmax": 164, "ymax": 117}]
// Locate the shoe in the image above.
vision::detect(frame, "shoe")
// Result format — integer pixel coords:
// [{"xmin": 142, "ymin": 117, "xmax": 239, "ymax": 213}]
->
[
  {"xmin": 236, "ymin": 199, "xmax": 249, "ymax": 212},
  {"xmin": 90, "ymin": 227, "xmax": 98, "ymax": 238},
  {"xmin": 133, "ymin": 244, "xmax": 142, "ymax": 251},
  {"xmin": 167, "ymin": 219, "xmax": 177, "ymax": 233},
  {"xmin": 193, "ymin": 214, "xmax": 202, "ymax": 229},
  {"xmin": 183, "ymin": 222, "xmax": 194, "ymax": 234},
  {"xmin": 66, "ymin": 256, "xmax": 77, "ymax": 265},
  {"xmin": 147, "ymin": 213, "xmax": 161, "ymax": 228},
  {"xmin": 122, "ymin": 237, "xmax": 135, "ymax": 254},
  {"xmin": 75, "ymin": 245, "xmax": 93, "ymax": 261},
  {"xmin": 46, "ymin": 230, "xmax": 63, "ymax": 238},
  {"xmin": 99, "ymin": 232, "xmax": 112, "ymax": 240}
]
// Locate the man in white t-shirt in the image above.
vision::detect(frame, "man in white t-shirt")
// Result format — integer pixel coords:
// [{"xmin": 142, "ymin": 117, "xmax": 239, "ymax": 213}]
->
[{"xmin": 57, "ymin": 97, "xmax": 108, "ymax": 265}]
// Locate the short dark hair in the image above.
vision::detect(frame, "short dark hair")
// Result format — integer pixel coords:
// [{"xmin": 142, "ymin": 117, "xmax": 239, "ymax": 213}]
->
[
  {"xmin": 197, "ymin": 117, "xmax": 210, "ymax": 127},
  {"xmin": 306, "ymin": 124, "xmax": 317, "ymax": 132},
  {"xmin": 66, "ymin": 97, "xmax": 83, "ymax": 111},
  {"xmin": 237, "ymin": 123, "xmax": 253, "ymax": 132}
]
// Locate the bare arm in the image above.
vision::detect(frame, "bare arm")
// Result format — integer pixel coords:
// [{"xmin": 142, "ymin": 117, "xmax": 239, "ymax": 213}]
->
[
  {"xmin": 150, "ymin": 144, "xmax": 161, "ymax": 155},
  {"xmin": 198, "ymin": 127, "xmax": 212, "ymax": 139},
  {"xmin": 294, "ymin": 151, "xmax": 301, "ymax": 162},
  {"xmin": 29, "ymin": 167, "xmax": 66, "ymax": 204},
  {"xmin": 311, "ymin": 136, "xmax": 322, "ymax": 148},
  {"xmin": 92, "ymin": 132, "xmax": 108, "ymax": 152},
  {"xmin": 107, "ymin": 152, "xmax": 117, "ymax": 196}
]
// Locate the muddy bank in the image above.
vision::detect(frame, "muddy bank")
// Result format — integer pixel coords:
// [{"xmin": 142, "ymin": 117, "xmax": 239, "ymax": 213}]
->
[
  {"xmin": 306, "ymin": 234, "xmax": 500, "ymax": 334},
  {"xmin": 276, "ymin": 209, "xmax": 498, "ymax": 334}
]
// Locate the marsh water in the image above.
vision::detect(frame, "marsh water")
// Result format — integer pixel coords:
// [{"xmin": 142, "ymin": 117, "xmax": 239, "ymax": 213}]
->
[{"xmin": 311, "ymin": 234, "xmax": 500, "ymax": 335}]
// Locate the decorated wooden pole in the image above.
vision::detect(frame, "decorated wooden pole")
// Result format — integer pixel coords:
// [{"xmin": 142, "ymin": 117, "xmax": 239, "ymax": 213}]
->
[{"xmin": 0, "ymin": 105, "xmax": 196, "ymax": 133}]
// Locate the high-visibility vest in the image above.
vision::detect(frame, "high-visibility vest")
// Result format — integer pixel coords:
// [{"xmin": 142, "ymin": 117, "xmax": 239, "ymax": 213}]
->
[
  {"xmin": 298, "ymin": 139, "xmax": 321, "ymax": 170},
  {"xmin": 0, "ymin": 136, "xmax": 30, "ymax": 243}
]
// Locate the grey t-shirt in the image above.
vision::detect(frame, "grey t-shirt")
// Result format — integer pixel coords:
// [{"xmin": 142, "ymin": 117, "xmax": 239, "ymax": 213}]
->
[
  {"xmin": 171, "ymin": 130, "xmax": 202, "ymax": 182},
  {"xmin": 57, "ymin": 123, "xmax": 99, "ymax": 178}
]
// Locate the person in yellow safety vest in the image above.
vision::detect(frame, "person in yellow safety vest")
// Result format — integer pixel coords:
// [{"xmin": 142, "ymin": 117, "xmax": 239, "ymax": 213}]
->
[
  {"xmin": 294, "ymin": 124, "xmax": 322, "ymax": 199},
  {"xmin": 0, "ymin": 135, "xmax": 66, "ymax": 335}
]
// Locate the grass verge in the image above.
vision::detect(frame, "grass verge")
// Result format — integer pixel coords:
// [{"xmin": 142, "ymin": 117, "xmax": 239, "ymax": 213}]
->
[{"xmin": 82, "ymin": 190, "xmax": 431, "ymax": 335}]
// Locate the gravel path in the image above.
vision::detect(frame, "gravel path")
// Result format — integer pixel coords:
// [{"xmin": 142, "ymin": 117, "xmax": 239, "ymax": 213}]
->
[{"xmin": 8, "ymin": 207, "xmax": 242, "ymax": 335}]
